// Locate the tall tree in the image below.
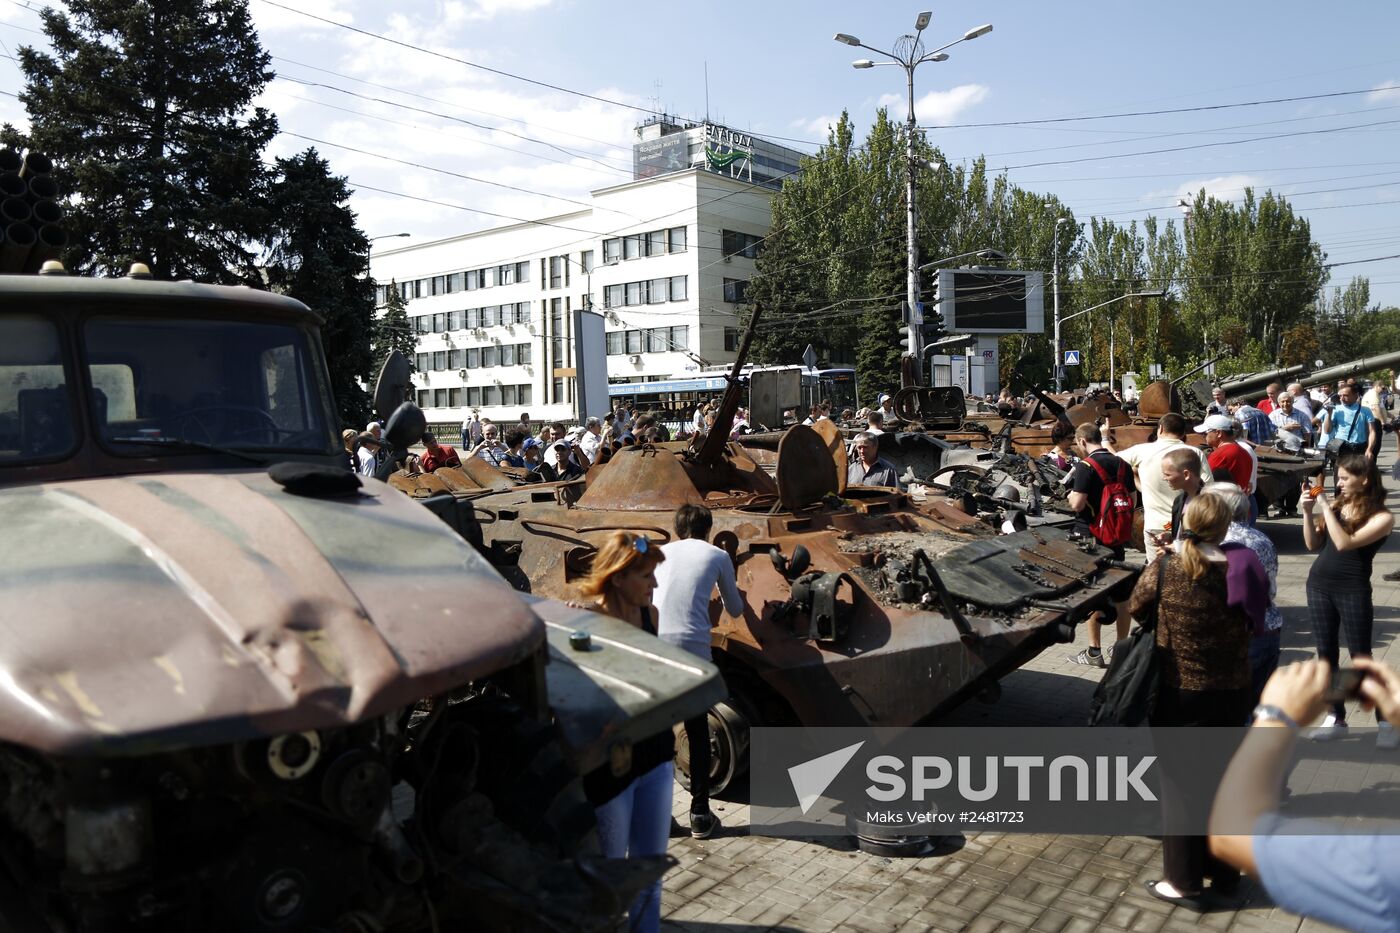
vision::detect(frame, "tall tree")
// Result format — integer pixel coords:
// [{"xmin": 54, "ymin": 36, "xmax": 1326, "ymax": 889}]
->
[
  {"xmin": 264, "ymin": 149, "xmax": 375, "ymax": 428},
  {"xmin": 373, "ymin": 282, "xmax": 417, "ymax": 376},
  {"xmin": 4, "ymin": 0, "xmax": 276, "ymax": 282}
]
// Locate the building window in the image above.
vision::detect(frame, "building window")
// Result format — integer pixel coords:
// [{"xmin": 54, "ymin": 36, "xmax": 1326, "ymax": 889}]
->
[
  {"xmin": 466, "ymin": 387, "xmax": 481, "ymax": 407},
  {"xmin": 724, "ymin": 327, "xmax": 741, "ymax": 351},
  {"xmin": 549, "ymin": 255, "xmax": 563, "ymax": 289},
  {"xmin": 606, "ymin": 331, "xmax": 624, "ymax": 355},
  {"xmin": 670, "ymin": 276, "xmax": 688, "ymax": 301},
  {"xmin": 466, "ymin": 348, "xmax": 480, "ymax": 368},
  {"xmin": 465, "ymin": 271, "xmax": 479, "ymax": 291},
  {"xmin": 646, "ymin": 278, "xmax": 667, "ymax": 304},
  {"xmin": 723, "ymin": 278, "xmax": 749, "ymax": 304},
  {"xmin": 449, "ymin": 388, "xmax": 462, "ymax": 407},
  {"xmin": 432, "ymin": 351, "xmax": 448, "ymax": 370},
  {"xmin": 517, "ymin": 343, "xmax": 531, "ymax": 365},
  {"xmin": 449, "ymin": 349, "xmax": 464, "ymax": 369},
  {"xmin": 431, "ymin": 276, "xmax": 445, "ymax": 296},
  {"xmin": 502, "ymin": 384, "xmax": 517, "ymax": 407},
  {"xmin": 646, "ymin": 230, "xmax": 665, "ymax": 257},
  {"xmin": 482, "ymin": 305, "xmax": 499, "ymax": 327},
  {"xmin": 417, "ymin": 389, "xmax": 431, "ymax": 407},
  {"xmin": 483, "ymin": 345, "xmax": 498, "ymax": 367},
  {"xmin": 604, "ymin": 284, "xmax": 623, "ymax": 309},
  {"xmin": 625, "ymin": 282, "xmax": 643, "ymax": 306},
  {"xmin": 448, "ymin": 272, "xmax": 464, "ymax": 293},
  {"xmin": 516, "ymin": 261, "xmax": 529, "ymax": 282},
  {"xmin": 647, "ymin": 327, "xmax": 668, "ymax": 353},
  {"xmin": 413, "ymin": 315, "xmax": 429, "ymax": 335},
  {"xmin": 623, "ymin": 234, "xmax": 642, "ymax": 260},
  {"xmin": 669, "ymin": 325, "xmax": 688, "ymax": 350},
  {"xmin": 603, "ymin": 238, "xmax": 621, "ymax": 264},
  {"xmin": 414, "ymin": 352, "xmax": 430, "ymax": 371},
  {"xmin": 497, "ymin": 264, "xmax": 515, "ymax": 286},
  {"xmin": 580, "ymin": 249, "xmax": 594, "ymax": 273},
  {"xmin": 516, "ymin": 302, "xmax": 532, "ymax": 327},
  {"xmin": 501, "ymin": 344, "xmax": 515, "ymax": 366},
  {"xmin": 433, "ymin": 313, "xmax": 446, "ymax": 333},
  {"xmin": 434, "ymin": 388, "xmax": 449, "ymax": 407},
  {"xmin": 483, "ymin": 385, "xmax": 501, "ymax": 407},
  {"xmin": 626, "ymin": 330, "xmax": 643, "ymax": 354},
  {"xmin": 519, "ymin": 384, "xmax": 532, "ymax": 405},
  {"xmin": 722, "ymin": 229, "xmax": 762, "ymax": 259},
  {"xmin": 668, "ymin": 226, "xmax": 687, "ymax": 252},
  {"xmin": 552, "ymin": 378, "xmax": 564, "ymax": 403},
  {"xmin": 552, "ymin": 336, "xmax": 565, "ymax": 366}
]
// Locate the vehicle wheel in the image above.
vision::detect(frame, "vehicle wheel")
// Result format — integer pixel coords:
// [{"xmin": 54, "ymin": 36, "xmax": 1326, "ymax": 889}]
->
[{"xmin": 672, "ymin": 697, "xmax": 752, "ymax": 797}]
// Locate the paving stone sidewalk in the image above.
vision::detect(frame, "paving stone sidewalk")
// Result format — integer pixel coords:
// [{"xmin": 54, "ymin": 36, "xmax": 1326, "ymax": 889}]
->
[{"xmin": 660, "ymin": 449, "xmax": 1400, "ymax": 932}]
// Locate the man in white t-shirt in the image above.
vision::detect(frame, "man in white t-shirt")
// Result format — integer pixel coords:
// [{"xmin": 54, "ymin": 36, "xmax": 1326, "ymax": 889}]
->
[
  {"xmin": 578, "ymin": 416, "xmax": 603, "ymax": 461},
  {"xmin": 655, "ymin": 504, "xmax": 743, "ymax": 840},
  {"xmin": 1109, "ymin": 413, "xmax": 1210, "ymax": 561}
]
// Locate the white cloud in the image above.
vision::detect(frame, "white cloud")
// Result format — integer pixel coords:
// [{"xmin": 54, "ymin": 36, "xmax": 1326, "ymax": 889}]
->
[
  {"xmin": 449, "ymin": 0, "xmax": 556, "ymax": 21},
  {"xmin": 879, "ymin": 83, "xmax": 989, "ymax": 125},
  {"xmin": 1368, "ymin": 80, "xmax": 1400, "ymax": 103},
  {"xmin": 790, "ymin": 114, "xmax": 842, "ymax": 138},
  {"xmin": 253, "ymin": 0, "xmax": 356, "ymax": 34},
  {"xmin": 1171, "ymin": 174, "xmax": 1262, "ymax": 204}
]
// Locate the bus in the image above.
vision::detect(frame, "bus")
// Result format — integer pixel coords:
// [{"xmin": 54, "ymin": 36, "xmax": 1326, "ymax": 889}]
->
[{"xmin": 606, "ymin": 365, "xmax": 858, "ymax": 432}]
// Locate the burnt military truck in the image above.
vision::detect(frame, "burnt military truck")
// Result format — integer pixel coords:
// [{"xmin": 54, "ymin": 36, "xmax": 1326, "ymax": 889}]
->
[{"xmin": 0, "ymin": 264, "xmax": 723, "ymax": 932}]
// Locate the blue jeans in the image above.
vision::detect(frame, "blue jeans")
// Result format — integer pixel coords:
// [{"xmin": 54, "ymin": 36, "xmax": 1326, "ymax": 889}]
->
[
  {"xmin": 595, "ymin": 761, "xmax": 673, "ymax": 933},
  {"xmin": 1249, "ymin": 629, "xmax": 1282, "ymax": 705}
]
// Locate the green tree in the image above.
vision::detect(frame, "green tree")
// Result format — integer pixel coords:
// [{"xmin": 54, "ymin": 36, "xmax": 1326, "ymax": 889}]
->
[
  {"xmin": 264, "ymin": 149, "xmax": 375, "ymax": 428},
  {"xmin": 373, "ymin": 282, "xmax": 417, "ymax": 375},
  {"xmin": 3, "ymin": 0, "xmax": 276, "ymax": 282}
]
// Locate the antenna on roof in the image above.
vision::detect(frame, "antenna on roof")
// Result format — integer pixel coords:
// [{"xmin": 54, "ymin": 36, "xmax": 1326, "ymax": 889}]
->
[
  {"xmin": 649, "ymin": 78, "xmax": 663, "ymax": 115},
  {"xmin": 704, "ymin": 61, "xmax": 710, "ymax": 122}
]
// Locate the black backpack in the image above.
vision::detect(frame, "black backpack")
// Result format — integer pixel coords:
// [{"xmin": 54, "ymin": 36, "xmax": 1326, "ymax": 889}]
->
[{"xmin": 1088, "ymin": 558, "xmax": 1165, "ymax": 727}]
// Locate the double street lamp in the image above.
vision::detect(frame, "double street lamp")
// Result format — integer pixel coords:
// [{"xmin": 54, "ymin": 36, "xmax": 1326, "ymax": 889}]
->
[
  {"xmin": 836, "ymin": 12, "xmax": 993, "ymax": 387},
  {"xmin": 1056, "ymin": 290, "xmax": 1167, "ymax": 391}
]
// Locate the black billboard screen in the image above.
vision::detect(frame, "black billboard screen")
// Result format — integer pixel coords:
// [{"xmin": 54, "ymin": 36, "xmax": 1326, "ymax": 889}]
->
[{"xmin": 950, "ymin": 272, "xmax": 1030, "ymax": 330}]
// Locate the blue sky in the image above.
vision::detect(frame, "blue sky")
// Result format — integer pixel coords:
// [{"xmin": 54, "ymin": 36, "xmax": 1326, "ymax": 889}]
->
[{"xmin": 2, "ymin": 0, "xmax": 1399, "ymax": 306}]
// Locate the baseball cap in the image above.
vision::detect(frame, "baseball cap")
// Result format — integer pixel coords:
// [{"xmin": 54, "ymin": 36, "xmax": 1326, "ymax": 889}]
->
[
  {"xmin": 1194, "ymin": 414, "xmax": 1235, "ymax": 433},
  {"xmin": 878, "ymin": 393, "xmax": 892, "ymax": 403}
]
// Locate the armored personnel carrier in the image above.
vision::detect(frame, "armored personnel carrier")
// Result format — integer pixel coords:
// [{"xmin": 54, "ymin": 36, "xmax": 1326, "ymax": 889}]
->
[
  {"xmin": 0, "ymin": 259, "xmax": 722, "ymax": 932},
  {"xmin": 465, "ymin": 347, "xmax": 1138, "ymax": 792}
]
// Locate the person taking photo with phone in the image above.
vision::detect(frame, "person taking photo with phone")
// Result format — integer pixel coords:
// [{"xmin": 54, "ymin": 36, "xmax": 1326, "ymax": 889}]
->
[{"xmin": 1302, "ymin": 452, "xmax": 1395, "ymax": 745}]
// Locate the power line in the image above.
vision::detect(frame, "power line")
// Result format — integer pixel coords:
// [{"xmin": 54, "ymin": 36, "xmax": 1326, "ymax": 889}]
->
[{"xmin": 924, "ymin": 86, "xmax": 1394, "ymax": 130}]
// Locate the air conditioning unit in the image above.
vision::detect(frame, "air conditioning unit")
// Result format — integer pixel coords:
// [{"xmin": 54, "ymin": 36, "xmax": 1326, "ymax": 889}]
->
[
  {"xmin": 627, "ymin": 354, "xmax": 641, "ymax": 364},
  {"xmin": 473, "ymin": 328, "xmax": 485, "ymax": 338},
  {"xmin": 606, "ymin": 312, "xmax": 619, "ymax": 325},
  {"xmin": 527, "ymin": 323, "xmax": 537, "ymax": 334},
  {"xmin": 458, "ymin": 368, "xmax": 468, "ymax": 380}
]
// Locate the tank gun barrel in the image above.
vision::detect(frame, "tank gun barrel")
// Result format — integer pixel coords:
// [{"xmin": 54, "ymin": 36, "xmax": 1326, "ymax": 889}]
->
[
  {"xmin": 1170, "ymin": 354, "xmax": 1228, "ymax": 388},
  {"xmin": 1296, "ymin": 349, "xmax": 1400, "ymax": 390},
  {"xmin": 1217, "ymin": 363, "xmax": 1309, "ymax": 401},
  {"xmin": 694, "ymin": 304, "xmax": 762, "ymax": 468}
]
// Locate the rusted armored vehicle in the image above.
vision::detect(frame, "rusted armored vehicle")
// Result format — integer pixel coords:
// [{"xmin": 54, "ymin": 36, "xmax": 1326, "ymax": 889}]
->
[
  {"xmin": 466, "ymin": 367, "xmax": 1137, "ymax": 791},
  {"xmin": 0, "ymin": 264, "xmax": 722, "ymax": 932}
]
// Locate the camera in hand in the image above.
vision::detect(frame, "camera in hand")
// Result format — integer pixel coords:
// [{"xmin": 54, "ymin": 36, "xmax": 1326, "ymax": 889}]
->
[{"xmin": 1323, "ymin": 668, "xmax": 1369, "ymax": 704}]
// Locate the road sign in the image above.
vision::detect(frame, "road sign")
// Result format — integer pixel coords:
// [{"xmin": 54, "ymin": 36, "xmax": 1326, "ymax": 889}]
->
[
  {"xmin": 1064, "ymin": 350, "xmax": 1081, "ymax": 366},
  {"xmin": 802, "ymin": 344, "xmax": 818, "ymax": 370}
]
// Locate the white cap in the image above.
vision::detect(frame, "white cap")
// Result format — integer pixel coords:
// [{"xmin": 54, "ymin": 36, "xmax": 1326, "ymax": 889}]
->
[
  {"xmin": 1194, "ymin": 414, "xmax": 1235, "ymax": 433},
  {"xmin": 879, "ymin": 393, "xmax": 892, "ymax": 403}
]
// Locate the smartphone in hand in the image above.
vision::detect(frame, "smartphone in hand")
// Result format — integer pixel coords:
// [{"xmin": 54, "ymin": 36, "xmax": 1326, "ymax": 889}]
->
[{"xmin": 1323, "ymin": 668, "xmax": 1369, "ymax": 705}]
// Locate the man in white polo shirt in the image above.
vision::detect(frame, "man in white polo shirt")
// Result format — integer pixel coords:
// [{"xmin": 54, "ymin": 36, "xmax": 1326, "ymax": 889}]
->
[{"xmin": 1108, "ymin": 413, "xmax": 1211, "ymax": 561}]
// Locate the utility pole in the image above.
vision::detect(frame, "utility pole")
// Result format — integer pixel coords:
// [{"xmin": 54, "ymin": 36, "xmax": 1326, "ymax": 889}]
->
[
  {"xmin": 1051, "ymin": 215, "xmax": 1067, "ymax": 392},
  {"xmin": 836, "ymin": 14, "xmax": 993, "ymax": 389}
]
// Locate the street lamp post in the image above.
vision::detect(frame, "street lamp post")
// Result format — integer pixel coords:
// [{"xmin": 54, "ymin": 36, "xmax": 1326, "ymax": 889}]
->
[
  {"xmin": 1057, "ymin": 290, "xmax": 1167, "ymax": 388},
  {"xmin": 369, "ymin": 232, "xmax": 410, "ymax": 245},
  {"xmin": 1050, "ymin": 216, "xmax": 1068, "ymax": 391},
  {"xmin": 837, "ymin": 13, "xmax": 993, "ymax": 388}
]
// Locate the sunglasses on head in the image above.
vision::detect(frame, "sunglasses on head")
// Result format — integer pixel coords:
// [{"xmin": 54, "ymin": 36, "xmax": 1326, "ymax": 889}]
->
[{"xmin": 630, "ymin": 535, "xmax": 650, "ymax": 555}]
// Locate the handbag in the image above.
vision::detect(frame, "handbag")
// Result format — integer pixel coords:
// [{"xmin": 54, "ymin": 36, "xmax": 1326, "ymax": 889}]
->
[{"xmin": 1088, "ymin": 557, "xmax": 1166, "ymax": 727}]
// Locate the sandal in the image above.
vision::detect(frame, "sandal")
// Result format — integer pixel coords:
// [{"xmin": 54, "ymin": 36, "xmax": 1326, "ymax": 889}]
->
[{"xmin": 1142, "ymin": 879, "xmax": 1211, "ymax": 912}]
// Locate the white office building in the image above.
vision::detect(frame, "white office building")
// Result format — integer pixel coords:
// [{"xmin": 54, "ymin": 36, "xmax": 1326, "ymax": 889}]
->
[{"xmin": 368, "ymin": 120, "xmax": 806, "ymax": 432}]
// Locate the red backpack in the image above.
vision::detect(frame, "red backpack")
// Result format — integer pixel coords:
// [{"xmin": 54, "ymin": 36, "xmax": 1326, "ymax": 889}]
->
[{"xmin": 1085, "ymin": 455, "xmax": 1134, "ymax": 548}]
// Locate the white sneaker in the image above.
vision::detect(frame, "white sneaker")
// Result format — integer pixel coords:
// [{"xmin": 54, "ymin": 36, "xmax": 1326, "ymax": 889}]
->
[
  {"xmin": 1309, "ymin": 713, "xmax": 1347, "ymax": 741},
  {"xmin": 1378, "ymin": 722, "xmax": 1399, "ymax": 750}
]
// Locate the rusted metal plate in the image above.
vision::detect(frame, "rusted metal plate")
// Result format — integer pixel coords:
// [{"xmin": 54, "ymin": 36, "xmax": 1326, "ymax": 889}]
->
[
  {"xmin": 0, "ymin": 471, "xmax": 543, "ymax": 755},
  {"xmin": 809, "ymin": 417, "xmax": 849, "ymax": 494},
  {"xmin": 777, "ymin": 424, "xmax": 839, "ymax": 510},
  {"xmin": 578, "ymin": 444, "xmax": 706, "ymax": 512},
  {"xmin": 458, "ymin": 457, "xmax": 517, "ymax": 491}
]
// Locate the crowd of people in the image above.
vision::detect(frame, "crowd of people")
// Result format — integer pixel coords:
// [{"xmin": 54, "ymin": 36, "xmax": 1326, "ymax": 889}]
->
[{"xmin": 1056, "ymin": 377, "xmax": 1398, "ymax": 925}]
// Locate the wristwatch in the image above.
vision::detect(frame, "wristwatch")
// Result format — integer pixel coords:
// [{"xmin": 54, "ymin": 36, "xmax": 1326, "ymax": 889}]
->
[{"xmin": 1251, "ymin": 704, "xmax": 1300, "ymax": 732}]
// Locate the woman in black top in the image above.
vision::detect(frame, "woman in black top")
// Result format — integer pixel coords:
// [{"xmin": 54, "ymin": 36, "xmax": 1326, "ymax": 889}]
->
[
  {"xmin": 576, "ymin": 532, "xmax": 673, "ymax": 933},
  {"xmin": 1303, "ymin": 453, "xmax": 1395, "ymax": 741}
]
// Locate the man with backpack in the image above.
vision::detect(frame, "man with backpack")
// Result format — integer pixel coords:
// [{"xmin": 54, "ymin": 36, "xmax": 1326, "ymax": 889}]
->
[{"xmin": 1068, "ymin": 422, "xmax": 1137, "ymax": 668}]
